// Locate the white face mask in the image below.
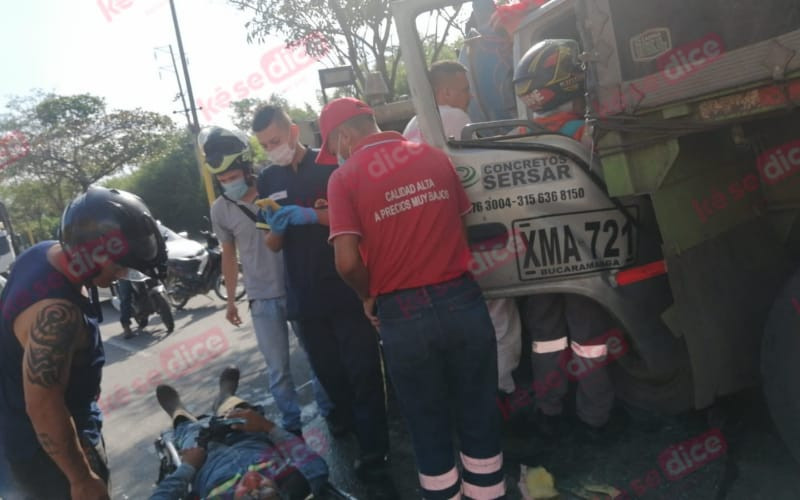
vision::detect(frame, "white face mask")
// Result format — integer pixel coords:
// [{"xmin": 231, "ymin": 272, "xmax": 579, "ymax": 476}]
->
[{"xmin": 270, "ymin": 140, "xmax": 296, "ymax": 166}]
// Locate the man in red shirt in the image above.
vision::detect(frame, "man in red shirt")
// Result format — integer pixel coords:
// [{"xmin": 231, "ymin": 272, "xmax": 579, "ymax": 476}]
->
[{"xmin": 320, "ymin": 98, "xmax": 505, "ymax": 499}]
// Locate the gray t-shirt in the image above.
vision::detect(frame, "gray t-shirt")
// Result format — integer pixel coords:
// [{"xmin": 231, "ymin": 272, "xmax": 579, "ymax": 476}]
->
[{"xmin": 209, "ymin": 196, "xmax": 285, "ymax": 300}]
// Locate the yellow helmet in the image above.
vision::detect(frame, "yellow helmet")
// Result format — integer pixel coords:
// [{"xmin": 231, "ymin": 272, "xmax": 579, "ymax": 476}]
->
[{"xmin": 198, "ymin": 127, "xmax": 253, "ymax": 175}]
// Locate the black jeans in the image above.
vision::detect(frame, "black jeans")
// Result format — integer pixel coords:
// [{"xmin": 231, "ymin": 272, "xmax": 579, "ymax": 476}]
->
[
  {"xmin": 9, "ymin": 436, "xmax": 109, "ymax": 499},
  {"xmin": 296, "ymin": 311, "xmax": 389, "ymax": 457},
  {"xmin": 117, "ymin": 279, "xmax": 134, "ymax": 327}
]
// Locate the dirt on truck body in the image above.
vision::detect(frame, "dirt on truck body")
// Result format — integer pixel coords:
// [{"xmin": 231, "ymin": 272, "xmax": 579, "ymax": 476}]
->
[{"xmin": 389, "ymin": 0, "xmax": 800, "ymax": 462}]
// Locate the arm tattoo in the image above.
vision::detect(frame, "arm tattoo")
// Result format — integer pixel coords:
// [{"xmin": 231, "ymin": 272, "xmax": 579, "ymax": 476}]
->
[
  {"xmin": 24, "ymin": 302, "xmax": 81, "ymax": 388},
  {"xmin": 37, "ymin": 432, "xmax": 60, "ymax": 456}
]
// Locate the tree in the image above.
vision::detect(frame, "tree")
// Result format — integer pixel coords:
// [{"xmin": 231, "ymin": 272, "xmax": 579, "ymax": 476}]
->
[
  {"xmin": 0, "ymin": 92, "xmax": 175, "ymax": 244},
  {"xmin": 0, "ymin": 180, "xmax": 63, "ymax": 243},
  {"xmin": 231, "ymin": 95, "xmax": 318, "ymax": 132},
  {"xmin": 105, "ymin": 131, "xmax": 210, "ymax": 236},
  {"xmin": 1, "ymin": 92, "xmax": 173, "ymax": 196},
  {"xmin": 228, "ymin": 0, "xmax": 469, "ymax": 101}
]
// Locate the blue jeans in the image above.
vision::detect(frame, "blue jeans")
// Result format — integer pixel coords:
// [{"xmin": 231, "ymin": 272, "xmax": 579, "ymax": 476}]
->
[
  {"xmin": 377, "ymin": 275, "xmax": 505, "ymax": 499},
  {"xmin": 250, "ymin": 298, "xmax": 332, "ymax": 431}
]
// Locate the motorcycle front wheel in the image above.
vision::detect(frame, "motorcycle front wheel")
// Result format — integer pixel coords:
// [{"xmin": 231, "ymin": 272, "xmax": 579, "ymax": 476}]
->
[
  {"xmin": 154, "ymin": 292, "xmax": 175, "ymax": 334},
  {"xmin": 164, "ymin": 273, "xmax": 190, "ymax": 310},
  {"xmin": 214, "ymin": 265, "xmax": 246, "ymax": 302}
]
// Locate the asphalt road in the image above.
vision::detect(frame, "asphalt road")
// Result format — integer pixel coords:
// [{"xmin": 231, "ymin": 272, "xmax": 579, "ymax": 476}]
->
[{"xmin": 2, "ymin": 293, "xmax": 800, "ymax": 499}]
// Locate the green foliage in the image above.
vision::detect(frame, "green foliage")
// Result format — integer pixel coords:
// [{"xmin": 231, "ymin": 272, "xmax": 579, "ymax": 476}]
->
[
  {"xmin": 1, "ymin": 93, "xmax": 174, "ymax": 193},
  {"xmin": 0, "ymin": 180, "xmax": 63, "ymax": 242},
  {"xmin": 228, "ymin": 0, "xmax": 467, "ymax": 102},
  {"xmin": 231, "ymin": 95, "xmax": 318, "ymax": 132},
  {"xmin": 0, "ymin": 91, "xmax": 175, "ymax": 244},
  {"xmin": 249, "ymin": 135, "xmax": 268, "ymax": 166},
  {"xmin": 389, "ymin": 40, "xmax": 461, "ymax": 98},
  {"xmin": 105, "ymin": 131, "xmax": 209, "ymax": 236}
]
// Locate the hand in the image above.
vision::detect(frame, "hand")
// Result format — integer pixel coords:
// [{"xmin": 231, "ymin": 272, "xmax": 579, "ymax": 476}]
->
[
  {"xmin": 70, "ymin": 473, "xmax": 109, "ymax": 500},
  {"xmin": 226, "ymin": 302, "xmax": 242, "ymax": 326},
  {"xmin": 274, "ymin": 205, "xmax": 319, "ymax": 227},
  {"xmin": 363, "ymin": 297, "xmax": 379, "ymax": 329},
  {"xmin": 180, "ymin": 447, "xmax": 206, "ymax": 469},
  {"xmin": 227, "ymin": 408, "xmax": 275, "ymax": 433},
  {"xmin": 261, "ymin": 206, "xmax": 289, "ymax": 235}
]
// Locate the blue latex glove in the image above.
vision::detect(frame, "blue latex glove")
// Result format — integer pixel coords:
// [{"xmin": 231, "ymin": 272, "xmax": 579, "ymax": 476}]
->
[
  {"xmin": 274, "ymin": 205, "xmax": 319, "ymax": 227},
  {"xmin": 263, "ymin": 206, "xmax": 290, "ymax": 235}
]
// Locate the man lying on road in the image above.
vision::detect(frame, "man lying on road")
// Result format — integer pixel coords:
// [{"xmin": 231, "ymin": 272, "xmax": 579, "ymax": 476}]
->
[{"xmin": 150, "ymin": 366, "xmax": 329, "ymax": 500}]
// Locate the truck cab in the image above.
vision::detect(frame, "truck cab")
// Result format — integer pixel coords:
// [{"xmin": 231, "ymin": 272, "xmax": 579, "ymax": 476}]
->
[{"xmin": 391, "ymin": 0, "xmax": 800, "ymax": 460}]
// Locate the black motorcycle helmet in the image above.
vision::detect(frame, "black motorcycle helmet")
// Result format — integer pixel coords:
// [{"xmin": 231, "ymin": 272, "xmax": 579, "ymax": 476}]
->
[
  {"xmin": 60, "ymin": 187, "xmax": 167, "ymax": 282},
  {"xmin": 513, "ymin": 39, "xmax": 585, "ymax": 112}
]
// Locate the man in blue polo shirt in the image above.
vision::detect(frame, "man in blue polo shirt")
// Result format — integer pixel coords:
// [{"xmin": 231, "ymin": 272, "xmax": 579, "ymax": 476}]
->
[{"xmin": 252, "ymin": 106, "xmax": 390, "ymax": 481}]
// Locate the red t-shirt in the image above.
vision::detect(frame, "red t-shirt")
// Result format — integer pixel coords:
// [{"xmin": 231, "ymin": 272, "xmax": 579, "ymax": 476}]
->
[{"xmin": 327, "ymin": 131, "xmax": 473, "ymax": 296}]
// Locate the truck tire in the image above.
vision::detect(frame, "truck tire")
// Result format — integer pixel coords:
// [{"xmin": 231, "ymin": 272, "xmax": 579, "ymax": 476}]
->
[
  {"xmin": 610, "ymin": 335, "xmax": 695, "ymax": 415},
  {"xmin": 762, "ymin": 267, "xmax": 800, "ymax": 464}
]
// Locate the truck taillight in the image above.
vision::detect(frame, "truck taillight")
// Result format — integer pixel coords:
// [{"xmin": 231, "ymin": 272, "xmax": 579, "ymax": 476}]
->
[{"xmin": 615, "ymin": 260, "xmax": 668, "ymax": 286}]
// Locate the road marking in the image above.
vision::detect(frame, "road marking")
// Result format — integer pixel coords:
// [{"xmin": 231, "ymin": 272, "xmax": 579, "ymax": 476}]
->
[
  {"xmin": 104, "ymin": 339, "xmax": 154, "ymax": 357},
  {"xmin": 245, "ymin": 379, "xmax": 314, "ymax": 408}
]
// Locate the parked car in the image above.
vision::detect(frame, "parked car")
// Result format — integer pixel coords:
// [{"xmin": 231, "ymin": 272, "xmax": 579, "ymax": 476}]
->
[{"xmin": 159, "ymin": 223, "xmax": 205, "ymax": 260}]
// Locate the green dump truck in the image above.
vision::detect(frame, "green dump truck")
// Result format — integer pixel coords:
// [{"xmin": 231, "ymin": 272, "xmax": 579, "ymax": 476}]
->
[{"xmin": 390, "ymin": 0, "xmax": 800, "ymax": 460}]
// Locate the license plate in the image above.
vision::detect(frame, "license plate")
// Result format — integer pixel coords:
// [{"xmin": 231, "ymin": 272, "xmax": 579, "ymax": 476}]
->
[{"xmin": 512, "ymin": 207, "xmax": 639, "ymax": 281}]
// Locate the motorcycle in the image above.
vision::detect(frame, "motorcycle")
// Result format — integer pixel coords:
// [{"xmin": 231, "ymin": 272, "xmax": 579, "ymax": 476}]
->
[
  {"xmin": 164, "ymin": 228, "xmax": 245, "ymax": 310},
  {"xmin": 111, "ymin": 270, "xmax": 175, "ymax": 334}
]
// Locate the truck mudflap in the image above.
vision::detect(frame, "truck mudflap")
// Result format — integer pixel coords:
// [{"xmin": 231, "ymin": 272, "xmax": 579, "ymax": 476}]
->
[{"xmin": 447, "ymin": 134, "xmax": 688, "ymax": 395}]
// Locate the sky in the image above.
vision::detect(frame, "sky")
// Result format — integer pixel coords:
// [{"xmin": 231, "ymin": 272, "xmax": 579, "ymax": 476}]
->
[{"xmin": 0, "ymin": 0, "xmax": 328, "ymax": 130}]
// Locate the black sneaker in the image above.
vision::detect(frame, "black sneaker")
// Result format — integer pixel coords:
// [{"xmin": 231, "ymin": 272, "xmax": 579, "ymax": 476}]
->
[
  {"xmin": 354, "ymin": 453, "xmax": 389, "ymax": 482},
  {"xmin": 122, "ymin": 324, "xmax": 135, "ymax": 339},
  {"xmin": 529, "ymin": 409, "xmax": 563, "ymax": 439}
]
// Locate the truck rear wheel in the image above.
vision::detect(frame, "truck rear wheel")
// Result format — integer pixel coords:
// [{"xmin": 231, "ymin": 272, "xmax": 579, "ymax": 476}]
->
[
  {"xmin": 762, "ymin": 267, "xmax": 800, "ymax": 464},
  {"xmin": 611, "ymin": 333, "xmax": 695, "ymax": 415}
]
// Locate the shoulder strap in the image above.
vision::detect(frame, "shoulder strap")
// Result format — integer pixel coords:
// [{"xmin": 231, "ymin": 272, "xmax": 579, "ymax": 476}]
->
[{"xmin": 221, "ymin": 194, "xmax": 258, "ymax": 222}]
